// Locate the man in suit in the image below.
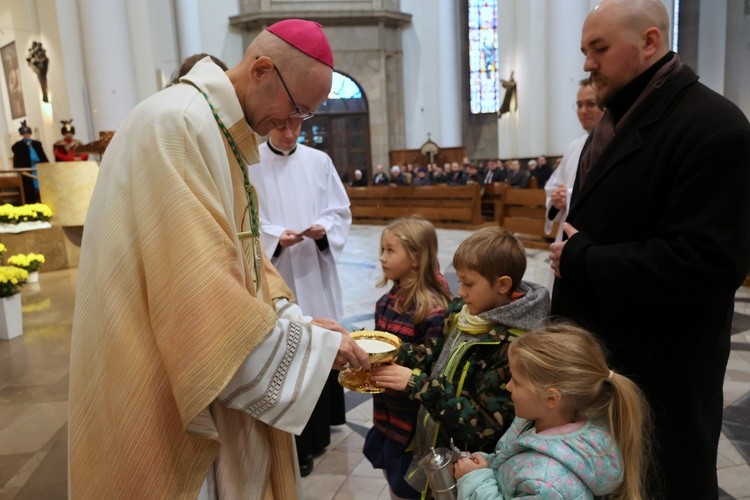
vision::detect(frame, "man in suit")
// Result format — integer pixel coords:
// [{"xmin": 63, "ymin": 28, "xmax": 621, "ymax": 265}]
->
[
  {"xmin": 372, "ymin": 164, "xmax": 390, "ymax": 185},
  {"xmin": 11, "ymin": 120, "xmax": 48, "ymax": 203},
  {"xmin": 482, "ymin": 159, "xmax": 506, "ymax": 184},
  {"xmin": 550, "ymin": 1, "xmax": 750, "ymax": 497}
]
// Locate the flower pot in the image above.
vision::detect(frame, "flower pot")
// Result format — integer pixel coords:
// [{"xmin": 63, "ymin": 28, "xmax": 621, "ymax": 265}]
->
[
  {"xmin": 27, "ymin": 271, "xmax": 39, "ymax": 284},
  {"xmin": 0, "ymin": 294, "xmax": 23, "ymax": 340}
]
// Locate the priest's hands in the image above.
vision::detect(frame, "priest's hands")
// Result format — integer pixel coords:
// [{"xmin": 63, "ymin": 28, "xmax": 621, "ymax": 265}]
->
[
  {"xmin": 280, "ymin": 229, "xmax": 304, "ymax": 248},
  {"xmin": 333, "ymin": 334, "xmax": 370, "ymax": 372},
  {"xmin": 311, "ymin": 317, "xmax": 346, "ymax": 334},
  {"xmin": 311, "ymin": 318, "xmax": 370, "ymax": 372}
]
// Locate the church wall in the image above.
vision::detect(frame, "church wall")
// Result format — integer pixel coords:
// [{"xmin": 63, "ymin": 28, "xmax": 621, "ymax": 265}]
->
[
  {"xmin": 0, "ymin": 8, "xmax": 15, "ymax": 168},
  {"xmin": 54, "ymin": 0, "xmax": 90, "ymax": 143},
  {"xmin": 401, "ymin": 0, "xmax": 462, "ymax": 152},
  {"xmin": 197, "ymin": 0, "xmax": 245, "ymax": 69},
  {"xmin": 36, "ymin": 0, "xmax": 67, "ymax": 149},
  {"xmin": 125, "ymin": 1, "xmax": 162, "ymax": 101},
  {"xmin": 724, "ymin": 0, "xmax": 750, "ymax": 116},
  {"xmin": 2, "ymin": 0, "xmax": 748, "ymax": 181},
  {"xmin": 240, "ymin": 0, "xmax": 402, "ymax": 13},
  {"xmin": 696, "ymin": 0, "xmax": 727, "ymax": 94},
  {"xmin": 497, "ymin": 0, "xmax": 594, "ymax": 159},
  {"xmin": 0, "ymin": 0, "xmax": 54, "ymax": 162},
  {"xmin": 494, "ymin": 0, "xmax": 677, "ymax": 160},
  {"xmin": 148, "ymin": 0, "xmax": 182, "ymax": 87},
  {"xmin": 78, "ymin": 0, "xmax": 139, "ymax": 133}
]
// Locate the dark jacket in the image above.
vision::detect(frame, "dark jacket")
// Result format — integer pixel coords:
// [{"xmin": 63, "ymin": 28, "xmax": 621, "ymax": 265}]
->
[
  {"xmin": 12, "ymin": 138, "xmax": 48, "ymax": 168},
  {"xmin": 12, "ymin": 139, "xmax": 49, "ymax": 203},
  {"xmin": 482, "ymin": 168, "xmax": 506, "ymax": 184},
  {"xmin": 372, "ymin": 172, "xmax": 390, "ymax": 186},
  {"xmin": 551, "ymin": 64, "xmax": 750, "ymax": 498},
  {"xmin": 446, "ymin": 171, "xmax": 467, "ymax": 186}
]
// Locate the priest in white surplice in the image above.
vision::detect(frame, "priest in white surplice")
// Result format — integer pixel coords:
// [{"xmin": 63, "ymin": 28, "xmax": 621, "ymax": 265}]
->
[
  {"xmin": 251, "ymin": 123, "xmax": 352, "ymax": 475},
  {"xmin": 544, "ymin": 79, "xmax": 604, "ymax": 292},
  {"xmin": 68, "ymin": 19, "xmax": 368, "ymax": 500},
  {"xmin": 252, "ymin": 124, "xmax": 351, "ymax": 323}
]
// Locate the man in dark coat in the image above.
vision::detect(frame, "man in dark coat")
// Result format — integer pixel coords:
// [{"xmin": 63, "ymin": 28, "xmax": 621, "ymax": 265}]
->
[
  {"xmin": 550, "ymin": 1, "xmax": 750, "ymax": 498},
  {"xmin": 11, "ymin": 120, "xmax": 49, "ymax": 203}
]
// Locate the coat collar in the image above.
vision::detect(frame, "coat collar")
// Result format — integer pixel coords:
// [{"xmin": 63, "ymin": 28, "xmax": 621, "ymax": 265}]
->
[{"xmin": 569, "ymin": 65, "xmax": 699, "ymax": 215}]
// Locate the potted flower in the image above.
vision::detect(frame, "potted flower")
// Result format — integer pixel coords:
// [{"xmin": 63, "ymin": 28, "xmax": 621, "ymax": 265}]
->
[
  {"xmin": 7, "ymin": 253, "xmax": 45, "ymax": 284},
  {"xmin": 0, "ymin": 265, "xmax": 28, "ymax": 340},
  {"xmin": 0, "ymin": 203, "xmax": 53, "ymax": 231}
]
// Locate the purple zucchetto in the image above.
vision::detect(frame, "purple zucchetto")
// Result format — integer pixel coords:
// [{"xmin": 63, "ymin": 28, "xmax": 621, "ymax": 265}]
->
[{"xmin": 266, "ymin": 19, "xmax": 334, "ymax": 68}]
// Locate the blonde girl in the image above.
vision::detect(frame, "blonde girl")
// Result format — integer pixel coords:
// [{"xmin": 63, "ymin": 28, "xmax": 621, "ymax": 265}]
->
[
  {"xmin": 363, "ymin": 215, "xmax": 451, "ymax": 499},
  {"xmin": 455, "ymin": 324, "xmax": 651, "ymax": 500}
]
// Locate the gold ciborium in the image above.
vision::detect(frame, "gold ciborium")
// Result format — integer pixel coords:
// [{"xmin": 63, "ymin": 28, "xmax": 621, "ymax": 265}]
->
[{"xmin": 338, "ymin": 330, "xmax": 402, "ymax": 394}]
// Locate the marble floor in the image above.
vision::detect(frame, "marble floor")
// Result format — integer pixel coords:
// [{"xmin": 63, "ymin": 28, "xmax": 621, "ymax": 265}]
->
[{"xmin": 1, "ymin": 224, "xmax": 750, "ymax": 499}]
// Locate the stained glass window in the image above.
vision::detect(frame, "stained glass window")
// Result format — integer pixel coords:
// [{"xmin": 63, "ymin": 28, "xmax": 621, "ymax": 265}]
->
[
  {"xmin": 672, "ymin": 0, "xmax": 680, "ymax": 53},
  {"xmin": 468, "ymin": 0, "xmax": 499, "ymax": 114}
]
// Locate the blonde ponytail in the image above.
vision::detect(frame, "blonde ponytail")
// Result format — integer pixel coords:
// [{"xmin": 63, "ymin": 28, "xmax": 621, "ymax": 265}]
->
[
  {"xmin": 606, "ymin": 371, "xmax": 652, "ymax": 500},
  {"xmin": 509, "ymin": 324, "xmax": 652, "ymax": 500}
]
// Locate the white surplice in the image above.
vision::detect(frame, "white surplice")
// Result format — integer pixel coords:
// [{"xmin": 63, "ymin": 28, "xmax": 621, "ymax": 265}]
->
[
  {"xmin": 544, "ymin": 133, "xmax": 589, "ymax": 240},
  {"xmin": 250, "ymin": 142, "xmax": 352, "ymax": 319},
  {"xmin": 544, "ymin": 133, "xmax": 589, "ymax": 294}
]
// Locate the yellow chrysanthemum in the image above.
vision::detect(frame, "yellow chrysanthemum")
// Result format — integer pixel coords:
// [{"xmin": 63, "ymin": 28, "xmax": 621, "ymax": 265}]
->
[
  {"xmin": 7, "ymin": 253, "xmax": 46, "ymax": 272},
  {"xmin": 0, "ymin": 203, "xmax": 54, "ymax": 224},
  {"xmin": 0, "ymin": 265, "xmax": 29, "ymax": 297}
]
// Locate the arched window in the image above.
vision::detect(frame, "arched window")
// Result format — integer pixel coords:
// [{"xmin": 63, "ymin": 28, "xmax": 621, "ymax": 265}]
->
[{"xmin": 299, "ymin": 71, "xmax": 370, "ymax": 183}]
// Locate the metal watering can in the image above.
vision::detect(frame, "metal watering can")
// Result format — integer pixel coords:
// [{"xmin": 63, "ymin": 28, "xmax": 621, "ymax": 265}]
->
[{"xmin": 417, "ymin": 439, "xmax": 471, "ymax": 500}]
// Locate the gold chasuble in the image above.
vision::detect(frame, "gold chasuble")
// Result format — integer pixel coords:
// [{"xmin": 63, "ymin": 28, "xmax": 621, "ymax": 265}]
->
[{"xmin": 69, "ymin": 59, "xmax": 312, "ymax": 499}]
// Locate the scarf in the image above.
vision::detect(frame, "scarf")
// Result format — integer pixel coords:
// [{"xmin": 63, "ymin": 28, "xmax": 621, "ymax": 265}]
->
[
  {"xmin": 456, "ymin": 304, "xmax": 495, "ymax": 335},
  {"xmin": 578, "ymin": 54, "xmax": 683, "ymax": 188}
]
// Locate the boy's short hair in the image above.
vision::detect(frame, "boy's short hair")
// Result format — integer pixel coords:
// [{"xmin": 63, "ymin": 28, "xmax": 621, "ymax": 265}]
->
[{"xmin": 452, "ymin": 226, "xmax": 526, "ymax": 292}]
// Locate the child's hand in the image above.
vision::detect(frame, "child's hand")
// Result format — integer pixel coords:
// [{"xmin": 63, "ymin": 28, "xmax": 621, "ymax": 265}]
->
[
  {"xmin": 453, "ymin": 454, "xmax": 488, "ymax": 480},
  {"xmin": 370, "ymin": 363, "xmax": 412, "ymax": 391}
]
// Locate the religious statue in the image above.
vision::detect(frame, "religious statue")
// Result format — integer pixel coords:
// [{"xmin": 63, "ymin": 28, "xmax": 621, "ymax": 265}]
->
[
  {"xmin": 27, "ymin": 41, "xmax": 49, "ymax": 103},
  {"xmin": 499, "ymin": 70, "xmax": 517, "ymax": 116}
]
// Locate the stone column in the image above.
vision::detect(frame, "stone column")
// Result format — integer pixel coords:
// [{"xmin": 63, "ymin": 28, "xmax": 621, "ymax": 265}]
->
[
  {"xmin": 437, "ymin": 0, "xmax": 461, "ymax": 147},
  {"xmin": 78, "ymin": 0, "xmax": 138, "ymax": 132},
  {"xmin": 174, "ymin": 0, "xmax": 202, "ymax": 60}
]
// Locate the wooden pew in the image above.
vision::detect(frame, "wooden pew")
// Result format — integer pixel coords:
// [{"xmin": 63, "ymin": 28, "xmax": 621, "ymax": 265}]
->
[
  {"xmin": 0, "ymin": 173, "xmax": 25, "ymax": 205},
  {"xmin": 346, "ymin": 185, "xmax": 483, "ymax": 228},
  {"xmin": 482, "ymin": 182, "xmax": 508, "ymax": 221},
  {"xmin": 498, "ymin": 188, "xmax": 557, "ymax": 249}
]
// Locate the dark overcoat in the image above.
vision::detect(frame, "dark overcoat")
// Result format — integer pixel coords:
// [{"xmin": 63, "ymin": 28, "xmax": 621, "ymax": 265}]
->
[
  {"xmin": 11, "ymin": 139, "xmax": 48, "ymax": 203},
  {"xmin": 552, "ymin": 65, "xmax": 750, "ymax": 498}
]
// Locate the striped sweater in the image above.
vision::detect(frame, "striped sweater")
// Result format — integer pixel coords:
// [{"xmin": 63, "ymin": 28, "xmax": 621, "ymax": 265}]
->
[{"xmin": 371, "ymin": 285, "xmax": 447, "ymax": 445}]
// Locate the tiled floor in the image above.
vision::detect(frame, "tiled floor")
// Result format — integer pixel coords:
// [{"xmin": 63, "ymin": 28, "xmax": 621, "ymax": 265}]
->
[{"xmin": 1, "ymin": 224, "xmax": 750, "ymax": 499}]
